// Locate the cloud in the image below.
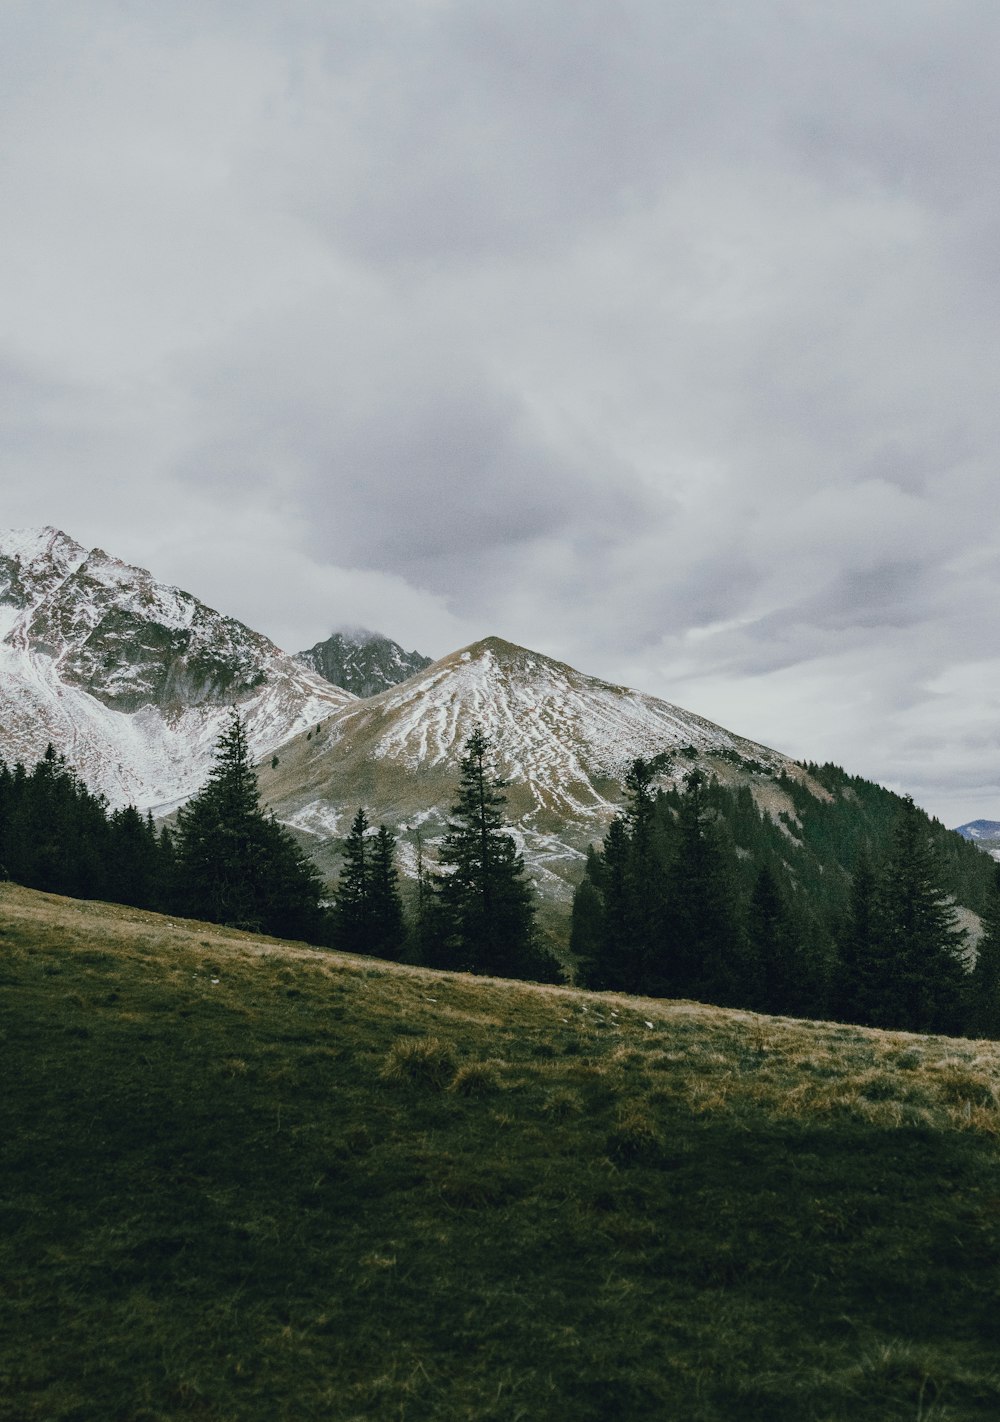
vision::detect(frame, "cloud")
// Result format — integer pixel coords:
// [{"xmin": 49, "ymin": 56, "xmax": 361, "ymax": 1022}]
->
[{"xmin": 5, "ymin": 1, "xmax": 1000, "ymax": 822}]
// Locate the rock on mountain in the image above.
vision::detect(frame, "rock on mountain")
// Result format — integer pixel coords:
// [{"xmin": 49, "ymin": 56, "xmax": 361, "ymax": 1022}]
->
[
  {"xmin": 259, "ymin": 635, "xmax": 813, "ymax": 903},
  {"xmin": 296, "ymin": 629, "xmax": 431, "ymax": 697},
  {"xmin": 0, "ymin": 527, "xmax": 355, "ymax": 811}
]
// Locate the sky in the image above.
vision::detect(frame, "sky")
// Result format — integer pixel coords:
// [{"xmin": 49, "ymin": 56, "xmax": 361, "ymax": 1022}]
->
[{"xmin": 3, "ymin": 0, "xmax": 1000, "ymax": 826}]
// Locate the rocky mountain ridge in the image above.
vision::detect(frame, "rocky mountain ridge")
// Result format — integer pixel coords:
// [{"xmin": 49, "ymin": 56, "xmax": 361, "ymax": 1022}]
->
[
  {"xmin": 0, "ymin": 527, "xmax": 355, "ymax": 810},
  {"xmin": 296, "ymin": 629, "xmax": 430, "ymax": 697}
]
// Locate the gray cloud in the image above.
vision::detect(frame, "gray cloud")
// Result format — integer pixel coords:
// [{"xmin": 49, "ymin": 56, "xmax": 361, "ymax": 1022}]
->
[{"xmin": 5, "ymin": 1, "xmax": 1000, "ymax": 822}]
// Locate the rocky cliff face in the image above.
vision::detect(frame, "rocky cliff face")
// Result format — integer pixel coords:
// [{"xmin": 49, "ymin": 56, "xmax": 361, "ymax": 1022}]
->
[{"xmin": 297, "ymin": 629, "xmax": 431, "ymax": 697}]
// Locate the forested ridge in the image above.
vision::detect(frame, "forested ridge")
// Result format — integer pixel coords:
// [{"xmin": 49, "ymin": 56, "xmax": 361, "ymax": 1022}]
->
[
  {"xmin": 4, "ymin": 728, "xmax": 1000, "ymax": 1035},
  {"xmin": 0, "ymin": 722, "xmax": 560, "ymax": 983},
  {"xmin": 571, "ymin": 758, "xmax": 1000, "ymax": 1036}
]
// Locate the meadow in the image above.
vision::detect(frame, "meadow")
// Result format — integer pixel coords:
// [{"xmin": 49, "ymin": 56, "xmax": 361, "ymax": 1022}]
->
[{"xmin": 2, "ymin": 881, "xmax": 999, "ymax": 1420}]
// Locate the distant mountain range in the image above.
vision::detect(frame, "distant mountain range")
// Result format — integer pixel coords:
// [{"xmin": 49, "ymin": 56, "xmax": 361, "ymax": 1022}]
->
[
  {"xmin": 954, "ymin": 821, "xmax": 1000, "ymax": 862},
  {"xmin": 0, "ymin": 525, "xmax": 992, "ymax": 914},
  {"xmin": 955, "ymin": 821, "xmax": 1000, "ymax": 841}
]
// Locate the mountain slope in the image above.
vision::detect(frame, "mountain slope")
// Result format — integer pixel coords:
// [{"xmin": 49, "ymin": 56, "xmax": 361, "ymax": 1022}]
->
[
  {"xmin": 297, "ymin": 628, "xmax": 431, "ymax": 696},
  {"xmin": 260, "ymin": 635, "xmax": 809, "ymax": 900},
  {"xmin": 0, "ymin": 527, "xmax": 356, "ymax": 811}
]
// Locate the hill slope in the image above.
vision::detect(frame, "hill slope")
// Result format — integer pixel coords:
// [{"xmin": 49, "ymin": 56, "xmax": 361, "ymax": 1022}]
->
[
  {"xmin": 2, "ymin": 882, "xmax": 1000, "ymax": 1421},
  {"xmin": 0, "ymin": 527, "xmax": 355, "ymax": 811}
]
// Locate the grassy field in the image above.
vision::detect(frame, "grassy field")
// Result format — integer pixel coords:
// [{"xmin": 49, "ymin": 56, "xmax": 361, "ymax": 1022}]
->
[{"xmin": 2, "ymin": 882, "xmax": 1000, "ymax": 1420}]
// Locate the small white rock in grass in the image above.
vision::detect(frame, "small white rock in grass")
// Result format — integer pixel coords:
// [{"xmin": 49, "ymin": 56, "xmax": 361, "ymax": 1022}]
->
[{"xmin": 645, "ymin": 1021, "xmax": 655, "ymax": 1029}]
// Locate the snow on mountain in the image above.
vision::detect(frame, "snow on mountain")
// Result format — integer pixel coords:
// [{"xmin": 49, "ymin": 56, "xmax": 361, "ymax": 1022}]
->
[
  {"xmin": 0, "ymin": 526, "xmax": 356, "ymax": 811},
  {"xmin": 296, "ymin": 628, "xmax": 431, "ymax": 697},
  {"xmin": 954, "ymin": 820, "xmax": 1000, "ymax": 841},
  {"xmin": 259, "ymin": 636, "xmax": 806, "ymax": 902}
]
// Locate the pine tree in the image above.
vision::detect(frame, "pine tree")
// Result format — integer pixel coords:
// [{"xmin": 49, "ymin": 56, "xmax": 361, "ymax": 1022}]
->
[
  {"xmin": 332, "ymin": 808, "xmax": 372, "ymax": 950},
  {"xmin": 835, "ymin": 851, "xmax": 881, "ymax": 1025},
  {"xmin": 660, "ymin": 769, "xmax": 741, "ymax": 1003},
  {"xmin": 369, "ymin": 824, "xmax": 406, "ymax": 960},
  {"xmin": 970, "ymin": 865, "xmax": 1000, "ymax": 1039},
  {"xmin": 433, "ymin": 728, "xmax": 551, "ymax": 979},
  {"xmin": 576, "ymin": 759, "xmax": 672, "ymax": 992},
  {"xmin": 745, "ymin": 864, "xmax": 796, "ymax": 1015},
  {"xmin": 875, "ymin": 796, "xmax": 968, "ymax": 1034},
  {"xmin": 172, "ymin": 711, "xmax": 325, "ymax": 939},
  {"xmin": 332, "ymin": 812, "xmax": 406, "ymax": 959}
]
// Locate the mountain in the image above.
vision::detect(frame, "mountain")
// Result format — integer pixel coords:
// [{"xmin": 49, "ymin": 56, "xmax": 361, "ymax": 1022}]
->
[
  {"xmin": 259, "ymin": 635, "xmax": 812, "ymax": 903},
  {"xmin": 296, "ymin": 628, "xmax": 431, "ymax": 696},
  {"xmin": 0, "ymin": 526, "xmax": 355, "ymax": 811},
  {"xmin": 955, "ymin": 820, "xmax": 1000, "ymax": 841},
  {"xmin": 955, "ymin": 820, "xmax": 1000, "ymax": 863}
]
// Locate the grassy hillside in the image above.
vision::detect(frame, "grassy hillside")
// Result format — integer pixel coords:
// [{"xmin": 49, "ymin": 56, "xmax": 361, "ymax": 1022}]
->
[{"xmin": 3, "ymin": 884, "xmax": 1000, "ymax": 1421}]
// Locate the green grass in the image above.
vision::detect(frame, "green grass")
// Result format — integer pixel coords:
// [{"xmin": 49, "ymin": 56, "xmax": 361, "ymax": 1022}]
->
[{"xmin": 2, "ymin": 882, "xmax": 1000, "ymax": 1420}]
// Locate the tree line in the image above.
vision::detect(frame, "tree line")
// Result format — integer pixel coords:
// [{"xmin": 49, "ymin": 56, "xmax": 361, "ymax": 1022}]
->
[
  {"xmin": 571, "ymin": 757, "xmax": 1000, "ymax": 1037},
  {"xmin": 7, "ymin": 720, "xmax": 999, "ymax": 1034},
  {"xmin": 0, "ymin": 718, "xmax": 560, "ymax": 983}
]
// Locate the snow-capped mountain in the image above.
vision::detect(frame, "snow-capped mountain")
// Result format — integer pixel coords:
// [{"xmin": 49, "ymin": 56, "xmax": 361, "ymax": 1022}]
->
[
  {"xmin": 259, "ymin": 635, "xmax": 810, "ymax": 902},
  {"xmin": 954, "ymin": 820, "xmax": 1000, "ymax": 842},
  {"xmin": 0, "ymin": 530, "xmax": 829, "ymax": 905},
  {"xmin": 0, "ymin": 527, "xmax": 355, "ymax": 810},
  {"xmin": 296, "ymin": 628, "xmax": 431, "ymax": 697},
  {"xmin": 954, "ymin": 820, "xmax": 1000, "ymax": 863}
]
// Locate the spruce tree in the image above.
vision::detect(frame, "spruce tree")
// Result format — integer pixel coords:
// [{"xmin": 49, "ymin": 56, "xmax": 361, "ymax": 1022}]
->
[
  {"xmin": 332, "ymin": 808, "xmax": 371, "ymax": 950},
  {"xmin": 835, "ymin": 851, "xmax": 881, "ymax": 1026},
  {"xmin": 333, "ymin": 811, "xmax": 406, "ymax": 960},
  {"xmin": 660, "ymin": 769, "xmax": 741, "ymax": 1004},
  {"xmin": 746, "ymin": 863, "xmax": 796, "ymax": 1015},
  {"xmin": 172, "ymin": 712, "xmax": 324, "ymax": 939},
  {"xmin": 876, "ymin": 796, "xmax": 968, "ymax": 1034},
  {"xmin": 434, "ymin": 728, "xmax": 548, "ymax": 979},
  {"xmin": 970, "ymin": 865, "xmax": 1000, "ymax": 1039},
  {"xmin": 369, "ymin": 824, "xmax": 406, "ymax": 960}
]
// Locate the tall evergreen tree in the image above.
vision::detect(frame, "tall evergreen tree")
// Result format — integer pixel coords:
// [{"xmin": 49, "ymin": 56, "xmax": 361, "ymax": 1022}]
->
[
  {"xmin": 660, "ymin": 770, "xmax": 741, "ymax": 1003},
  {"xmin": 875, "ymin": 796, "xmax": 968, "ymax": 1034},
  {"xmin": 969, "ymin": 865, "xmax": 1000, "ymax": 1039},
  {"xmin": 172, "ymin": 712, "xmax": 324, "ymax": 939},
  {"xmin": 332, "ymin": 808, "xmax": 371, "ymax": 950},
  {"xmin": 332, "ymin": 811, "xmax": 406, "ymax": 960},
  {"xmin": 746, "ymin": 863, "xmax": 796, "ymax": 1015},
  {"xmin": 835, "ymin": 851, "xmax": 881, "ymax": 1025},
  {"xmin": 433, "ymin": 728, "xmax": 552, "ymax": 980},
  {"xmin": 369, "ymin": 824, "xmax": 406, "ymax": 960}
]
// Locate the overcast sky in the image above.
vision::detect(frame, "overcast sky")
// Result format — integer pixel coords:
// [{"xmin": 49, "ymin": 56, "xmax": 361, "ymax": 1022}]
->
[{"xmin": 5, "ymin": 1, "xmax": 1000, "ymax": 825}]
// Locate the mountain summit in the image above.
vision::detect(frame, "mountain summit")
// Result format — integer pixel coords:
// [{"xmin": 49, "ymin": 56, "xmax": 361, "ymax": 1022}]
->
[
  {"xmin": 259, "ymin": 635, "xmax": 802, "ymax": 901},
  {"xmin": 296, "ymin": 628, "xmax": 431, "ymax": 697},
  {"xmin": 0, "ymin": 527, "xmax": 354, "ymax": 809}
]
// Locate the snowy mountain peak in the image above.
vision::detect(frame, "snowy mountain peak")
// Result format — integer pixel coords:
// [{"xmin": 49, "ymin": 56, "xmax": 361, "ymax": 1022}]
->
[
  {"xmin": 0, "ymin": 527, "xmax": 356, "ymax": 810},
  {"xmin": 0, "ymin": 526, "xmax": 88, "ymax": 619}
]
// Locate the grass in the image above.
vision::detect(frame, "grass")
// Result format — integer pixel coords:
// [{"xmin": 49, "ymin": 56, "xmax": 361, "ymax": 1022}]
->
[{"xmin": 2, "ymin": 881, "xmax": 1000, "ymax": 1420}]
